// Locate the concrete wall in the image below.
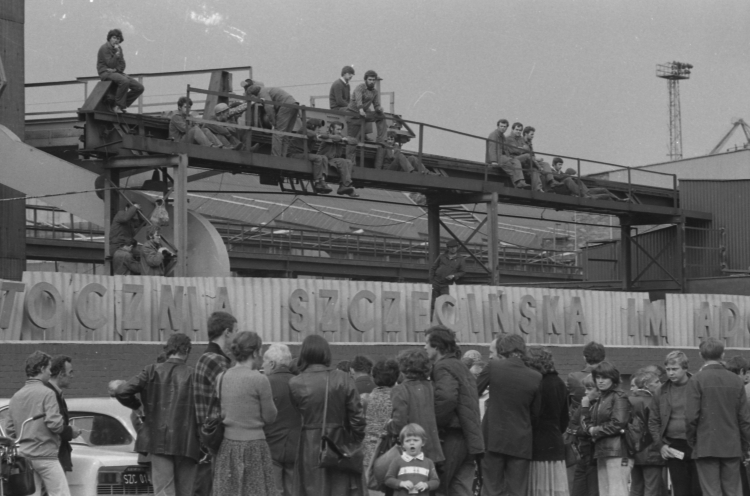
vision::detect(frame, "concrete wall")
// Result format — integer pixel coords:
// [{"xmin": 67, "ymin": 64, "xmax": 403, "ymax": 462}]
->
[{"xmin": 1, "ymin": 342, "xmax": 744, "ymax": 399}]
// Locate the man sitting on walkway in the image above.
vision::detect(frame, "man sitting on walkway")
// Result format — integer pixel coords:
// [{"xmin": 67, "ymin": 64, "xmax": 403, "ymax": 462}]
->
[
  {"xmin": 346, "ymin": 70, "xmax": 388, "ymax": 169},
  {"xmin": 317, "ymin": 121, "xmax": 359, "ymax": 197},
  {"xmin": 486, "ymin": 119, "xmax": 528, "ymax": 188},
  {"xmin": 169, "ymin": 97, "xmax": 223, "ymax": 147},
  {"xmin": 203, "ymin": 102, "xmax": 247, "ymax": 150},
  {"xmin": 382, "ymin": 131, "xmax": 432, "ymax": 174}
]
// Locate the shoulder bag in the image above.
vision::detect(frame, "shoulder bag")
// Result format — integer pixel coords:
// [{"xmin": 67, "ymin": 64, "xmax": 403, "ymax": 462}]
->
[
  {"xmin": 318, "ymin": 371, "xmax": 365, "ymax": 474},
  {"xmin": 199, "ymin": 372, "xmax": 225, "ymax": 452}
]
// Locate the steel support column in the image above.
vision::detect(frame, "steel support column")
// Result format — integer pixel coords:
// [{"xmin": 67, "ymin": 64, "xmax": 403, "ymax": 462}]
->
[
  {"xmin": 676, "ymin": 216, "xmax": 686, "ymax": 292},
  {"xmin": 173, "ymin": 154, "xmax": 189, "ymax": 277},
  {"xmin": 427, "ymin": 202, "xmax": 440, "ymax": 266},
  {"xmin": 488, "ymin": 192, "xmax": 499, "ymax": 285},
  {"xmin": 103, "ymin": 169, "xmax": 119, "ymax": 275},
  {"xmin": 620, "ymin": 223, "xmax": 632, "ymax": 290}
]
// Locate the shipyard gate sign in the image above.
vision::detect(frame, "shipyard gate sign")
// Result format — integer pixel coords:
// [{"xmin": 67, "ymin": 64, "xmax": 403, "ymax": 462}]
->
[{"xmin": 0, "ymin": 272, "xmax": 749, "ymax": 348}]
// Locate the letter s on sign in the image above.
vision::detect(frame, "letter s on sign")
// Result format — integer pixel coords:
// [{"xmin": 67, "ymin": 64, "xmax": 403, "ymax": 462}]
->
[{"xmin": 289, "ymin": 289, "xmax": 310, "ymax": 333}]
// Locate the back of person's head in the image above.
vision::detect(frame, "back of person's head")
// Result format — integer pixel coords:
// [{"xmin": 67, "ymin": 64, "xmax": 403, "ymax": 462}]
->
[
  {"xmin": 460, "ymin": 356, "xmax": 475, "ymax": 369},
  {"xmin": 633, "ymin": 370, "xmax": 659, "ymax": 389},
  {"xmin": 106, "ymin": 29, "xmax": 123, "ymax": 42},
  {"xmin": 397, "ymin": 349, "xmax": 431, "ymax": 380},
  {"xmin": 523, "ymin": 126, "xmax": 535, "ymax": 135},
  {"xmin": 230, "ymin": 331, "xmax": 262, "ymax": 362},
  {"xmin": 372, "ymin": 359, "xmax": 400, "ymax": 388},
  {"xmin": 470, "ymin": 361, "xmax": 487, "ymax": 377},
  {"xmin": 336, "ymin": 360, "xmax": 350, "ymax": 372},
  {"xmin": 206, "ymin": 311, "xmax": 237, "ymax": 342},
  {"xmin": 399, "ymin": 423, "xmax": 427, "ymax": 445},
  {"xmin": 664, "ymin": 350, "xmax": 689, "ymax": 370},
  {"xmin": 426, "ymin": 325, "xmax": 460, "ymax": 358},
  {"xmin": 591, "ymin": 361, "xmax": 620, "ymax": 388},
  {"xmin": 497, "ymin": 334, "xmax": 527, "ymax": 359},
  {"xmin": 699, "ymin": 337, "xmax": 725, "ymax": 361},
  {"xmin": 263, "ymin": 343, "xmax": 292, "ymax": 367},
  {"xmin": 350, "ymin": 355, "xmax": 373, "ymax": 374},
  {"xmin": 565, "ymin": 168, "xmax": 578, "ymax": 176},
  {"xmin": 725, "ymin": 355, "xmax": 748, "ymax": 375},
  {"xmin": 341, "ymin": 65, "xmax": 355, "ymax": 76},
  {"xmin": 528, "ymin": 347, "xmax": 555, "ymax": 374},
  {"xmin": 246, "ymin": 85, "xmax": 262, "ymax": 96},
  {"xmin": 164, "ymin": 333, "xmax": 191, "ymax": 358},
  {"xmin": 583, "ymin": 341, "xmax": 606, "ymax": 365},
  {"xmin": 49, "ymin": 355, "xmax": 72, "ymax": 378},
  {"xmin": 177, "ymin": 96, "xmax": 193, "ymax": 109},
  {"xmin": 297, "ymin": 335, "xmax": 331, "ymax": 371},
  {"xmin": 462, "ymin": 349, "xmax": 482, "ymax": 363},
  {"xmin": 156, "ymin": 352, "xmax": 167, "ymax": 363},
  {"xmin": 25, "ymin": 350, "xmax": 51, "ymax": 377}
]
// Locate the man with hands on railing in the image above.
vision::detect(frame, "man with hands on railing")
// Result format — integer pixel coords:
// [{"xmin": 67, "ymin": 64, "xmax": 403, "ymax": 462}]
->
[
  {"xmin": 96, "ymin": 28, "xmax": 144, "ymax": 114},
  {"xmin": 346, "ymin": 70, "xmax": 389, "ymax": 169},
  {"xmin": 245, "ymin": 84, "xmax": 299, "ymax": 157},
  {"xmin": 486, "ymin": 118, "xmax": 529, "ymax": 189},
  {"xmin": 382, "ymin": 130, "xmax": 432, "ymax": 174}
]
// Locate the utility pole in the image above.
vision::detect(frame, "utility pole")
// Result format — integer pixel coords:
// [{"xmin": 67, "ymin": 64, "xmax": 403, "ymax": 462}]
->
[{"xmin": 656, "ymin": 61, "xmax": 693, "ymax": 161}]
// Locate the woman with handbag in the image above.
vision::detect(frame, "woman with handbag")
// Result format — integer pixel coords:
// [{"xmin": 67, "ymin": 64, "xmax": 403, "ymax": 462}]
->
[
  {"xmin": 289, "ymin": 335, "xmax": 366, "ymax": 496},
  {"xmin": 212, "ymin": 331, "xmax": 278, "ymax": 496},
  {"xmin": 581, "ymin": 362, "xmax": 633, "ymax": 496}
]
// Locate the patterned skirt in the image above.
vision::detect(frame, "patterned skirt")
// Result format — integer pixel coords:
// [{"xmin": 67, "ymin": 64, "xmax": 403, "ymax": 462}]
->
[
  {"xmin": 213, "ymin": 438, "xmax": 277, "ymax": 496},
  {"xmin": 528, "ymin": 460, "xmax": 570, "ymax": 496}
]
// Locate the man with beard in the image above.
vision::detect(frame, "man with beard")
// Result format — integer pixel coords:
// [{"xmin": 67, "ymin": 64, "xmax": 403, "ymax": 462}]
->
[{"xmin": 345, "ymin": 70, "xmax": 388, "ymax": 169}]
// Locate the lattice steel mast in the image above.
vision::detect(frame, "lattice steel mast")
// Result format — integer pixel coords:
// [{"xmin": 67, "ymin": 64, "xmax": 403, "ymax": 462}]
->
[{"xmin": 656, "ymin": 61, "xmax": 692, "ymax": 160}]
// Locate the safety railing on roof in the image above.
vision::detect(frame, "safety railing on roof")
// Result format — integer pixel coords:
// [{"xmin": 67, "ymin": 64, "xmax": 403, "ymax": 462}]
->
[{"xmin": 24, "ymin": 66, "xmax": 253, "ymax": 118}]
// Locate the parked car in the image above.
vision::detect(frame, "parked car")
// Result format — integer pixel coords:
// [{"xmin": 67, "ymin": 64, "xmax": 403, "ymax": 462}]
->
[{"xmin": 0, "ymin": 397, "xmax": 154, "ymax": 496}]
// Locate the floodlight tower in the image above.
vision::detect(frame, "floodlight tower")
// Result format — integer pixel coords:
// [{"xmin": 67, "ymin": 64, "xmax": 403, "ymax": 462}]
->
[{"xmin": 656, "ymin": 61, "xmax": 693, "ymax": 160}]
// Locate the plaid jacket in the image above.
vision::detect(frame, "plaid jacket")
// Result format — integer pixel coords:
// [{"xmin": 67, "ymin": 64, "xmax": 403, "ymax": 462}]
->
[{"xmin": 193, "ymin": 342, "xmax": 230, "ymax": 424}]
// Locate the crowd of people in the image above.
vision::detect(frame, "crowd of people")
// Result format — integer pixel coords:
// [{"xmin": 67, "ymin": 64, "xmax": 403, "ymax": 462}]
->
[
  {"xmin": 97, "ymin": 28, "xmax": 628, "ymax": 203},
  {"xmin": 7, "ymin": 309, "xmax": 750, "ymax": 496}
]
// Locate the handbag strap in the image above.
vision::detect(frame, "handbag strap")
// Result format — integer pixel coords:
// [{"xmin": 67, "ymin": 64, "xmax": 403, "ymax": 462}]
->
[{"xmin": 321, "ymin": 371, "xmax": 330, "ymax": 435}]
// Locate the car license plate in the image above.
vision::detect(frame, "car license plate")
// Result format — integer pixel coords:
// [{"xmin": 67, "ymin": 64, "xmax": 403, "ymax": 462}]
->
[{"xmin": 122, "ymin": 466, "xmax": 150, "ymax": 488}]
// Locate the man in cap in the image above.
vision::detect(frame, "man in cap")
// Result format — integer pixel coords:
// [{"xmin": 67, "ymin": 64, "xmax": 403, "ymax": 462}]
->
[
  {"xmin": 245, "ymin": 85, "xmax": 298, "ymax": 157},
  {"xmin": 96, "ymin": 28, "xmax": 144, "ymax": 113},
  {"xmin": 486, "ymin": 119, "xmax": 528, "ymax": 189},
  {"xmin": 330, "ymin": 66, "xmax": 355, "ymax": 111},
  {"xmin": 345, "ymin": 69, "xmax": 389, "ymax": 169},
  {"xmin": 429, "ymin": 239, "xmax": 466, "ymax": 306},
  {"xmin": 203, "ymin": 102, "xmax": 247, "ymax": 150}
]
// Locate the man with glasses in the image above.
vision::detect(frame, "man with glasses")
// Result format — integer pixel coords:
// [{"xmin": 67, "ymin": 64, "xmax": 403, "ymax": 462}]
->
[
  {"xmin": 96, "ymin": 28, "xmax": 145, "ymax": 114},
  {"xmin": 345, "ymin": 69, "xmax": 388, "ymax": 169},
  {"xmin": 486, "ymin": 119, "xmax": 528, "ymax": 189}
]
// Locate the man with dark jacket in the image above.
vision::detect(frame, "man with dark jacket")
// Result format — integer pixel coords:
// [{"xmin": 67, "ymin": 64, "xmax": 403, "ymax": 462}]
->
[
  {"xmin": 350, "ymin": 354, "xmax": 376, "ymax": 395},
  {"xmin": 262, "ymin": 344, "xmax": 301, "ymax": 496},
  {"xmin": 486, "ymin": 119, "xmax": 527, "ymax": 188},
  {"xmin": 629, "ymin": 370, "xmax": 664, "ymax": 496},
  {"xmin": 113, "ymin": 240, "xmax": 141, "ymax": 275},
  {"xmin": 316, "ymin": 121, "xmax": 359, "ymax": 197},
  {"xmin": 140, "ymin": 226, "xmax": 169, "ymax": 276},
  {"xmin": 425, "ymin": 325, "xmax": 484, "ymax": 495},
  {"xmin": 109, "ymin": 202, "xmax": 144, "ymax": 256},
  {"xmin": 116, "ymin": 333, "xmax": 201, "ymax": 496},
  {"xmin": 192, "ymin": 311, "xmax": 235, "ymax": 496},
  {"xmin": 477, "ymin": 334, "xmax": 542, "ymax": 496},
  {"xmin": 345, "ymin": 70, "xmax": 388, "ymax": 169},
  {"xmin": 429, "ymin": 240, "xmax": 466, "ymax": 307},
  {"xmin": 686, "ymin": 337, "xmax": 750, "ymax": 496},
  {"xmin": 46, "ymin": 355, "xmax": 77, "ymax": 473},
  {"xmin": 96, "ymin": 28, "xmax": 144, "ymax": 113},
  {"xmin": 246, "ymin": 85, "xmax": 298, "ymax": 157},
  {"xmin": 329, "ymin": 66, "xmax": 354, "ymax": 111},
  {"xmin": 648, "ymin": 350, "xmax": 701, "ymax": 496}
]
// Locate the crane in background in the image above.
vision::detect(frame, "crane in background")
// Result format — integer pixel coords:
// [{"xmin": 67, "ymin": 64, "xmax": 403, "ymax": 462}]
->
[
  {"xmin": 656, "ymin": 61, "xmax": 693, "ymax": 161},
  {"xmin": 709, "ymin": 118, "xmax": 750, "ymax": 155}
]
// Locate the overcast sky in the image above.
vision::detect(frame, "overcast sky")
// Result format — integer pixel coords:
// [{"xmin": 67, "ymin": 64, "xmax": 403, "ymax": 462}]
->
[{"xmin": 25, "ymin": 0, "xmax": 750, "ymax": 169}]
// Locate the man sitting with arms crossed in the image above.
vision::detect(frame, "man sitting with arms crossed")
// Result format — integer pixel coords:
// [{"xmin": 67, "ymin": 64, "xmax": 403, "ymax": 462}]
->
[{"xmin": 486, "ymin": 119, "xmax": 528, "ymax": 189}]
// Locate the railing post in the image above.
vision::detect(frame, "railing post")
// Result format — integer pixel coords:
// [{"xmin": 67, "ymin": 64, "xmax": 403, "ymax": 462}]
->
[
  {"xmin": 627, "ymin": 167, "xmax": 632, "ymax": 200},
  {"xmin": 137, "ymin": 77, "xmax": 144, "ymax": 114},
  {"xmin": 418, "ymin": 124, "xmax": 424, "ymax": 166},
  {"xmin": 359, "ymin": 116, "xmax": 366, "ymax": 168},
  {"xmin": 301, "ymin": 108, "xmax": 308, "ymax": 161},
  {"xmin": 673, "ymin": 174, "xmax": 678, "ymax": 207}
]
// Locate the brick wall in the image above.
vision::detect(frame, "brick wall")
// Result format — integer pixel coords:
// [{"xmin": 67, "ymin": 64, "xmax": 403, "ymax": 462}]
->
[{"xmin": 2, "ymin": 342, "xmax": 749, "ymax": 398}]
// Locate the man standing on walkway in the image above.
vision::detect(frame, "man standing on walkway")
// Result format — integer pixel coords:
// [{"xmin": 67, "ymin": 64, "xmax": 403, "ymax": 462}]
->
[
  {"xmin": 7, "ymin": 351, "xmax": 80, "ymax": 496},
  {"xmin": 246, "ymin": 85, "xmax": 298, "ymax": 157},
  {"xmin": 109, "ymin": 202, "xmax": 144, "ymax": 256},
  {"xmin": 345, "ymin": 70, "xmax": 388, "ymax": 169},
  {"xmin": 46, "ymin": 355, "xmax": 77, "ymax": 474},
  {"xmin": 116, "ymin": 333, "xmax": 201, "ymax": 496},
  {"xmin": 193, "ymin": 311, "xmax": 236, "ymax": 496},
  {"xmin": 262, "ymin": 344, "xmax": 301, "ymax": 496},
  {"xmin": 329, "ymin": 66, "xmax": 355, "ymax": 111},
  {"xmin": 425, "ymin": 325, "xmax": 484, "ymax": 495},
  {"xmin": 686, "ymin": 337, "xmax": 750, "ymax": 496},
  {"xmin": 429, "ymin": 239, "xmax": 466, "ymax": 308},
  {"xmin": 477, "ymin": 334, "xmax": 542, "ymax": 496},
  {"xmin": 486, "ymin": 119, "xmax": 528, "ymax": 188},
  {"xmin": 96, "ymin": 29, "xmax": 144, "ymax": 113}
]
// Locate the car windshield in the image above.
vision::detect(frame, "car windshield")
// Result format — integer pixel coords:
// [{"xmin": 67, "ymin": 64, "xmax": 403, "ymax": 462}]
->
[{"xmin": 70, "ymin": 412, "xmax": 133, "ymax": 447}]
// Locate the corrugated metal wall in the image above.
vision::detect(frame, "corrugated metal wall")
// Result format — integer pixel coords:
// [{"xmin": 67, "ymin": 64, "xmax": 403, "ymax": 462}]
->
[
  {"xmin": 1, "ymin": 272, "xmax": 658, "ymax": 346},
  {"xmin": 666, "ymin": 293, "xmax": 750, "ymax": 348},
  {"xmin": 681, "ymin": 180, "xmax": 750, "ymax": 272}
]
